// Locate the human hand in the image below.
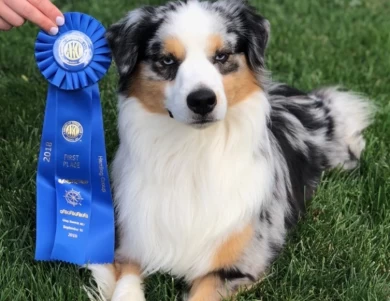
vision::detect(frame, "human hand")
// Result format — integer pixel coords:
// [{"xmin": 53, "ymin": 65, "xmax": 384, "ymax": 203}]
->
[{"xmin": 0, "ymin": 0, "xmax": 64, "ymax": 35}]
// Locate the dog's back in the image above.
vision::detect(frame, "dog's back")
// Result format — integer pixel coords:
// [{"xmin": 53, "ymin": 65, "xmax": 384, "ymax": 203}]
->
[{"xmin": 268, "ymin": 84, "xmax": 374, "ymax": 227}]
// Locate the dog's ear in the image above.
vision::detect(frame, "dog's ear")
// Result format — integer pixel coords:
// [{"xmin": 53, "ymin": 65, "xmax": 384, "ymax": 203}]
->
[
  {"xmin": 105, "ymin": 7, "xmax": 160, "ymax": 92},
  {"xmin": 239, "ymin": 3, "xmax": 270, "ymax": 74}
]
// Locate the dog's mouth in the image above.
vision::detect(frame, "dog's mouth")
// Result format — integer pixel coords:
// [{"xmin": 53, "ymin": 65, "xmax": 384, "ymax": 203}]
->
[
  {"xmin": 192, "ymin": 119, "xmax": 214, "ymax": 125},
  {"xmin": 167, "ymin": 109, "xmax": 216, "ymax": 128},
  {"xmin": 190, "ymin": 117, "xmax": 216, "ymax": 129}
]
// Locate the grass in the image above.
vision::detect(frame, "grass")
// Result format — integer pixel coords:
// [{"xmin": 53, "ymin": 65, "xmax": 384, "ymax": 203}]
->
[{"xmin": 0, "ymin": 0, "xmax": 389, "ymax": 300}]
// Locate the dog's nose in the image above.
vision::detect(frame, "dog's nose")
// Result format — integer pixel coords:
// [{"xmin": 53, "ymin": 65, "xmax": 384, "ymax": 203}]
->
[{"xmin": 187, "ymin": 88, "xmax": 217, "ymax": 116}]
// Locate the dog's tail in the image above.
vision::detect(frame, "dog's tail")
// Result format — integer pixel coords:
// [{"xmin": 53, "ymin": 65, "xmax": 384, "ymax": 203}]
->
[
  {"xmin": 310, "ymin": 87, "xmax": 375, "ymax": 170},
  {"xmin": 84, "ymin": 264, "xmax": 117, "ymax": 301}
]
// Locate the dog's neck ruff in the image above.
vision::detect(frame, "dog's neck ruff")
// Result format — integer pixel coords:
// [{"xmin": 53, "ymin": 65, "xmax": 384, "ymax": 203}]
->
[{"xmin": 113, "ymin": 91, "xmax": 274, "ymax": 279}]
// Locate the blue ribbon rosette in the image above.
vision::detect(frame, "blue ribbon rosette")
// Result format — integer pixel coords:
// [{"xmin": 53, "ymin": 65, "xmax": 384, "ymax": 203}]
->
[{"xmin": 34, "ymin": 12, "xmax": 114, "ymax": 265}]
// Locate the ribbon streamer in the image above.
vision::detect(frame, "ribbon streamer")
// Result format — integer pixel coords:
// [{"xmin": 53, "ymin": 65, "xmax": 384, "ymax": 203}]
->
[{"xmin": 34, "ymin": 12, "xmax": 114, "ymax": 265}]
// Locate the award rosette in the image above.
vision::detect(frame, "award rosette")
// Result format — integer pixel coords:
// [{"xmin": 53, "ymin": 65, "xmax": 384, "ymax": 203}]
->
[{"xmin": 34, "ymin": 12, "xmax": 114, "ymax": 265}]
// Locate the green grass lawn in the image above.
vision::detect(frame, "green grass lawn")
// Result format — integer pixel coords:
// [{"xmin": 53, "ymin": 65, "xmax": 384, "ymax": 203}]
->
[{"xmin": 0, "ymin": 0, "xmax": 389, "ymax": 300}]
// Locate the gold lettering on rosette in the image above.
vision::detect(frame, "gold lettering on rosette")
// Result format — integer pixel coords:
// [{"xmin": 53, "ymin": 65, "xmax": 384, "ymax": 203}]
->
[{"xmin": 65, "ymin": 41, "xmax": 83, "ymax": 61}]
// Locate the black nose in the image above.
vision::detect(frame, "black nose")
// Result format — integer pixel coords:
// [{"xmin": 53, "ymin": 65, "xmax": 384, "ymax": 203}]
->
[{"xmin": 187, "ymin": 88, "xmax": 217, "ymax": 116}]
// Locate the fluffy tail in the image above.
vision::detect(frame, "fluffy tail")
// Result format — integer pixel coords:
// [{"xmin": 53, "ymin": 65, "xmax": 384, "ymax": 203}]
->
[
  {"xmin": 84, "ymin": 264, "xmax": 117, "ymax": 301},
  {"xmin": 310, "ymin": 87, "xmax": 375, "ymax": 170}
]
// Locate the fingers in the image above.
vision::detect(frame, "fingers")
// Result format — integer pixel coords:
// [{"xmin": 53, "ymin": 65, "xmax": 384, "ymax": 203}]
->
[
  {"xmin": 0, "ymin": 2, "xmax": 25, "ymax": 27},
  {"xmin": 27, "ymin": 0, "xmax": 64, "ymax": 26},
  {"xmin": 3, "ymin": 0, "xmax": 62, "ymax": 34},
  {"xmin": 0, "ymin": 17, "xmax": 12, "ymax": 31}
]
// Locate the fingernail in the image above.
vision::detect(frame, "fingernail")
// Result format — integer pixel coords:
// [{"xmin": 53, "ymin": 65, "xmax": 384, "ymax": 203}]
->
[
  {"xmin": 56, "ymin": 16, "xmax": 65, "ymax": 26},
  {"xmin": 49, "ymin": 27, "xmax": 59, "ymax": 35}
]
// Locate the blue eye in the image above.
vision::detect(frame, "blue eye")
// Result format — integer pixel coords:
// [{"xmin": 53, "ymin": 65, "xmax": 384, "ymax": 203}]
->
[
  {"xmin": 161, "ymin": 57, "xmax": 175, "ymax": 66},
  {"xmin": 214, "ymin": 53, "xmax": 230, "ymax": 63}
]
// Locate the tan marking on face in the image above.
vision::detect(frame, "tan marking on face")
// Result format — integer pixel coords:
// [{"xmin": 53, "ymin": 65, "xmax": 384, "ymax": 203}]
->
[
  {"xmin": 223, "ymin": 55, "xmax": 261, "ymax": 106},
  {"xmin": 164, "ymin": 37, "xmax": 186, "ymax": 61},
  {"xmin": 212, "ymin": 224, "xmax": 254, "ymax": 270},
  {"xmin": 207, "ymin": 34, "xmax": 224, "ymax": 56},
  {"xmin": 188, "ymin": 274, "xmax": 224, "ymax": 301},
  {"xmin": 128, "ymin": 63, "xmax": 168, "ymax": 114}
]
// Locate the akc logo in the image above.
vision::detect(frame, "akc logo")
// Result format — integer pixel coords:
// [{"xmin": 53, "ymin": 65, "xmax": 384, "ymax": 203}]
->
[
  {"xmin": 64, "ymin": 40, "xmax": 83, "ymax": 61},
  {"xmin": 62, "ymin": 121, "xmax": 83, "ymax": 142},
  {"xmin": 53, "ymin": 30, "xmax": 93, "ymax": 71}
]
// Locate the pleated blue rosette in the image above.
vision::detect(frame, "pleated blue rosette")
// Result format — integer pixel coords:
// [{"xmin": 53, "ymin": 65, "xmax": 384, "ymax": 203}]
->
[{"xmin": 34, "ymin": 12, "xmax": 115, "ymax": 265}]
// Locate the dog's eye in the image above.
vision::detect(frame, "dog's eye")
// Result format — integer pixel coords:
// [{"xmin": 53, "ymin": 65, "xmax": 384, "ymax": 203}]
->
[
  {"xmin": 214, "ymin": 53, "xmax": 230, "ymax": 64},
  {"xmin": 161, "ymin": 57, "xmax": 176, "ymax": 66}
]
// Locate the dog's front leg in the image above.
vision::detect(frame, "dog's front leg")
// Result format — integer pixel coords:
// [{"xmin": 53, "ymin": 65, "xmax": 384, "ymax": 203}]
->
[
  {"xmin": 187, "ymin": 224, "xmax": 255, "ymax": 301},
  {"xmin": 187, "ymin": 274, "xmax": 227, "ymax": 301},
  {"xmin": 112, "ymin": 262, "xmax": 145, "ymax": 301}
]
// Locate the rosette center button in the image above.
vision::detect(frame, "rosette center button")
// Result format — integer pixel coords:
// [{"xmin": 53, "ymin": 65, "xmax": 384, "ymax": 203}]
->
[{"xmin": 53, "ymin": 30, "xmax": 94, "ymax": 71}]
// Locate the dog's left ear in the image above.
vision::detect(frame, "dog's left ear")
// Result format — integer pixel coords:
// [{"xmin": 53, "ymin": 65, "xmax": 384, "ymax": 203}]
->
[
  {"xmin": 239, "ymin": 3, "xmax": 270, "ymax": 73},
  {"xmin": 105, "ymin": 7, "xmax": 160, "ymax": 93}
]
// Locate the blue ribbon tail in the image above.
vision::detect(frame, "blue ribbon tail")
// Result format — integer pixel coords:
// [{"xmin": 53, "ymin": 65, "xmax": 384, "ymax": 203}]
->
[
  {"xmin": 86, "ymin": 85, "xmax": 115, "ymax": 263},
  {"xmin": 51, "ymin": 87, "xmax": 93, "ymax": 264},
  {"xmin": 35, "ymin": 85, "xmax": 58, "ymax": 260}
]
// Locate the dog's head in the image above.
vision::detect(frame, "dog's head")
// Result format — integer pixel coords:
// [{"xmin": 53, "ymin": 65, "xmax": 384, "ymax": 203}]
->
[{"xmin": 106, "ymin": 0, "xmax": 270, "ymax": 128}]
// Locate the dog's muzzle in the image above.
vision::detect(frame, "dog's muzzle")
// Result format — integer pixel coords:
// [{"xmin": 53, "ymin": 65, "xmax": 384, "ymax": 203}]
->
[{"xmin": 186, "ymin": 88, "xmax": 217, "ymax": 116}]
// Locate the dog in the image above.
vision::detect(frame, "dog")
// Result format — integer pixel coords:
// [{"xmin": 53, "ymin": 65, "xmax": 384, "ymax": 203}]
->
[{"xmin": 87, "ymin": 1, "xmax": 374, "ymax": 300}]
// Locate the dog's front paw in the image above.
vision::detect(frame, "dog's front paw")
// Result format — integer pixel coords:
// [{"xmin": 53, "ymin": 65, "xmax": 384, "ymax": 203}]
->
[{"xmin": 111, "ymin": 275, "xmax": 146, "ymax": 301}]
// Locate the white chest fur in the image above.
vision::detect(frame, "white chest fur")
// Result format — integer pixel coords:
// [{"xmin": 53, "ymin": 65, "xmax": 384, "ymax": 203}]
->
[{"xmin": 113, "ymin": 92, "xmax": 273, "ymax": 280}]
